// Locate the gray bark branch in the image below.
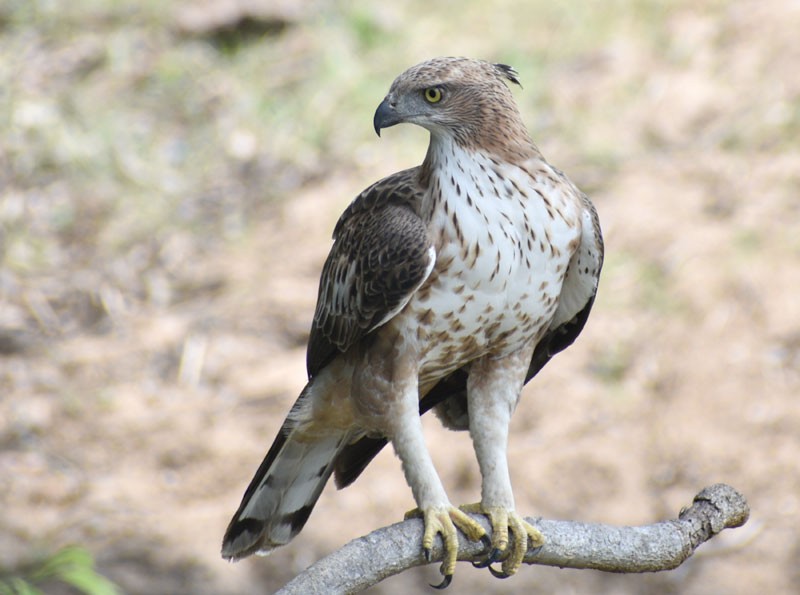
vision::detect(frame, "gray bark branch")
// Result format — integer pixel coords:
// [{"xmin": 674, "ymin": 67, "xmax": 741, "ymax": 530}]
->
[{"xmin": 276, "ymin": 484, "xmax": 749, "ymax": 594}]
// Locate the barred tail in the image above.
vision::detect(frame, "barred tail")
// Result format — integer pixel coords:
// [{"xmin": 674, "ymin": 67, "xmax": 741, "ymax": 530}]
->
[{"xmin": 221, "ymin": 384, "xmax": 348, "ymax": 560}]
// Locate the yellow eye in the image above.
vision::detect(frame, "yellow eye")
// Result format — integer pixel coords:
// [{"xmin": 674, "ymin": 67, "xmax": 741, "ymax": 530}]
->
[{"xmin": 424, "ymin": 87, "xmax": 443, "ymax": 103}]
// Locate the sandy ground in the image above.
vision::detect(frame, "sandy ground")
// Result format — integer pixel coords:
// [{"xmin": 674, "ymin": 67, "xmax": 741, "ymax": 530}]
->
[{"xmin": 2, "ymin": 1, "xmax": 799, "ymax": 593}]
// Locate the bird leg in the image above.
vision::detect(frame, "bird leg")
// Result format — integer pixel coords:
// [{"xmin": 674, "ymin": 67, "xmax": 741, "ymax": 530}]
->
[
  {"xmin": 464, "ymin": 348, "xmax": 544, "ymax": 577},
  {"xmin": 390, "ymin": 395, "xmax": 486, "ymax": 586},
  {"xmin": 353, "ymin": 334, "xmax": 488, "ymax": 585}
]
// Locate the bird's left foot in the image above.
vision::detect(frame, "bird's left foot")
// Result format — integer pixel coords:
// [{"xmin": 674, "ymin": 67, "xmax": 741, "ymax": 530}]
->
[{"xmin": 459, "ymin": 503, "xmax": 545, "ymax": 578}]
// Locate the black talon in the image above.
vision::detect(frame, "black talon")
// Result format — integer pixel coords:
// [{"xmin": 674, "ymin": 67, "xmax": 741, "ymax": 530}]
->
[
  {"xmin": 423, "ymin": 547, "xmax": 432, "ymax": 563},
  {"xmin": 488, "ymin": 564, "xmax": 511, "ymax": 579},
  {"xmin": 430, "ymin": 574, "xmax": 453, "ymax": 589},
  {"xmin": 470, "ymin": 535, "xmax": 493, "ymax": 566},
  {"xmin": 527, "ymin": 544, "xmax": 544, "ymax": 557},
  {"xmin": 472, "ymin": 558, "xmax": 491, "ymax": 569},
  {"xmin": 472, "ymin": 546, "xmax": 503, "ymax": 569}
]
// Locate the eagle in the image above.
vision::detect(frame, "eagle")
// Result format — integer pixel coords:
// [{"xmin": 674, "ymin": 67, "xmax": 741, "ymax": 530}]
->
[{"xmin": 221, "ymin": 57, "xmax": 604, "ymax": 588}]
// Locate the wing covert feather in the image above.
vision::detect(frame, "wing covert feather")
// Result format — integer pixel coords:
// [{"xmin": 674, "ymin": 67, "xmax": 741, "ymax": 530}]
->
[{"xmin": 306, "ymin": 168, "xmax": 432, "ymax": 378}]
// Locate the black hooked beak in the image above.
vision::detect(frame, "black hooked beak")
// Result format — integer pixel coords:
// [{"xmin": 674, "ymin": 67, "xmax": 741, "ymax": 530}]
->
[{"xmin": 373, "ymin": 96, "xmax": 401, "ymax": 137}]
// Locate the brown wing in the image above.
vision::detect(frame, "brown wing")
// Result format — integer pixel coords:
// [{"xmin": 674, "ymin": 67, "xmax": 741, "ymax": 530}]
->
[{"xmin": 306, "ymin": 167, "xmax": 433, "ymax": 379}]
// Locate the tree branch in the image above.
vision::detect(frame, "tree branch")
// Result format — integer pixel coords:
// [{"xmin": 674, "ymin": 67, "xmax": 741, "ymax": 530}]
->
[{"xmin": 276, "ymin": 484, "xmax": 749, "ymax": 594}]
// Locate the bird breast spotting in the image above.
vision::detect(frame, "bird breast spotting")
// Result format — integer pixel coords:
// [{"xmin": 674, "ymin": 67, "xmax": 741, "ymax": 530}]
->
[{"xmin": 404, "ymin": 142, "xmax": 583, "ymax": 382}]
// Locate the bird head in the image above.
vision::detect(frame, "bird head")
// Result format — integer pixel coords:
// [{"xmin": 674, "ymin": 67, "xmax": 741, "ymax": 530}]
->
[{"xmin": 373, "ymin": 57, "xmax": 523, "ymax": 144}]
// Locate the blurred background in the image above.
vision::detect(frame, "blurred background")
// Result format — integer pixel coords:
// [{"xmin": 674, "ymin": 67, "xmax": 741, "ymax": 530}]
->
[{"xmin": 1, "ymin": 0, "xmax": 798, "ymax": 593}]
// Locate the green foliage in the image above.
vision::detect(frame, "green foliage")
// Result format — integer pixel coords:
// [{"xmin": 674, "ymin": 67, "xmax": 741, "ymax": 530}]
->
[{"xmin": 0, "ymin": 546, "xmax": 120, "ymax": 595}]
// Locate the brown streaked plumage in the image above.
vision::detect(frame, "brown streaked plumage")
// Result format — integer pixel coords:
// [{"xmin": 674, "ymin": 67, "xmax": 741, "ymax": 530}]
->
[
  {"xmin": 222, "ymin": 57, "xmax": 603, "ymax": 587},
  {"xmin": 306, "ymin": 167, "xmax": 433, "ymax": 377}
]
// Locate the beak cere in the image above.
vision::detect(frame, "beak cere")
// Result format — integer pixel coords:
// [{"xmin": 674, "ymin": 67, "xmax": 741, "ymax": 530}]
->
[{"xmin": 373, "ymin": 97, "xmax": 400, "ymax": 137}]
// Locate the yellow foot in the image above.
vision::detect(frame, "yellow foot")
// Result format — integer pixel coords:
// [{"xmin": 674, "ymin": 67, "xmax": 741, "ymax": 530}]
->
[
  {"xmin": 405, "ymin": 506, "xmax": 488, "ymax": 588},
  {"xmin": 459, "ymin": 503, "xmax": 545, "ymax": 578}
]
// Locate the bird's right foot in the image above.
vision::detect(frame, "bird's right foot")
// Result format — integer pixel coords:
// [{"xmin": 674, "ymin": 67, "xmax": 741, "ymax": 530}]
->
[{"xmin": 405, "ymin": 505, "xmax": 488, "ymax": 587}]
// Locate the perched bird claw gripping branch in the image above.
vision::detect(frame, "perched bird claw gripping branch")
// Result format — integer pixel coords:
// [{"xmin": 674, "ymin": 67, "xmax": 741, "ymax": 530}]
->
[{"xmin": 221, "ymin": 57, "xmax": 604, "ymax": 588}]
